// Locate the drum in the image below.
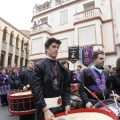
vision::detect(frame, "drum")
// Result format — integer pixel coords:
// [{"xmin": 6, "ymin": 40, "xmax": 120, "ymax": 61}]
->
[
  {"xmin": 8, "ymin": 90, "xmax": 35, "ymax": 115},
  {"xmin": 94, "ymin": 99, "xmax": 120, "ymax": 118},
  {"xmin": 70, "ymin": 95, "xmax": 83, "ymax": 109},
  {"xmin": 54, "ymin": 108, "xmax": 118, "ymax": 120},
  {"xmin": 71, "ymin": 83, "xmax": 78, "ymax": 92}
]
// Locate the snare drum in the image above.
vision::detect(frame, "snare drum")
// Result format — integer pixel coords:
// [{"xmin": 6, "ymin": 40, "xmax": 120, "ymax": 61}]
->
[
  {"xmin": 71, "ymin": 83, "xmax": 78, "ymax": 92},
  {"xmin": 70, "ymin": 95, "xmax": 83, "ymax": 110},
  {"xmin": 94, "ymin": 99, "xmax": 120, "ymax": 118},
  {"xmin": 54, "ymin": 108, "xmax": 118, "ymax": 120},
  {"xmin": 8, "ymin": 90, "xmax": 35, "ymax": 115}
]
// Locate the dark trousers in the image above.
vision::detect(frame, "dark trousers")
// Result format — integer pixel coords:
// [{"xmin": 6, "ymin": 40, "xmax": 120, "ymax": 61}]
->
[
  {"xmin": 19, "ymin": 113, "xmax": 35, "ymax": 120},
  {"xmin": 0, "ymin": 94, "xmax": 8, "ymax": 105}
]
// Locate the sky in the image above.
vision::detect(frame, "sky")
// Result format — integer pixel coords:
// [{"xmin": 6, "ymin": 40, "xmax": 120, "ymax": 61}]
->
[{"xmin": 0, "ymin": 0, "xmax": 49, "ymax": 30}]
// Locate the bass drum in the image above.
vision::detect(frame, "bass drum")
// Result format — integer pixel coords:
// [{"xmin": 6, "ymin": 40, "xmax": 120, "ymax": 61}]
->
[{"xmin": 94, "ymin": 99, "xmax": 120, "ymax": 119}]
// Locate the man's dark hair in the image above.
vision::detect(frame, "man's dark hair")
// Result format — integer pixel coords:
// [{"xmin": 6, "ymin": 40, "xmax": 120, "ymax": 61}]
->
[
  {"xmin": 77, "ymin": 65, "xmax": 82, "ymax": 68},
  {"xmin": 27, "ymin": 60, "xmax": 34, "ymax": 64},
  {"xmin": 116, "ymin": 58, "xmax": 120, "ymax": 75},
  {"xmin": 45, "ymin": 38, "xmax": 61, "ymax": 49},
  {"xmin": 107, "ymin": 65, "xmax": 111, "ymax": 69},
  {"xmin": 92, "ymin": 51, "xmax": 104, "ymax": 62}
]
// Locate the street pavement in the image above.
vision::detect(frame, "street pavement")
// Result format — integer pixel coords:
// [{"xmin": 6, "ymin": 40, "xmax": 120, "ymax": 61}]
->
[{"xmin": 0, "ymin": 105, "xmax": 19, "ymax": 120}]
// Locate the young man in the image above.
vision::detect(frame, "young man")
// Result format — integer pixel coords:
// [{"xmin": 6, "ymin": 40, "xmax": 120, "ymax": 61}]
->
[
  {"xmin": 31, "ymin": 38, "xmax": 71, "ymax": 120},
  {"xmin": 78, "ymin": 51, "xmax": 119, "ymax": 108}
]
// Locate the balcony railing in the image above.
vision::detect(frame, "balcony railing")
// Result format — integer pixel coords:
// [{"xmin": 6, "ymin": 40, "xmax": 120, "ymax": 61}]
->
[
  {"xmin": 36, "ymin": 2, "xmax": 51, "ymax": 13},
  {"xmin": 2, "ymin": 42, "xmax": 7, "ymax": 51},
  {"xmin": 15, "ymin": 48, "xmax": 19, "ymax": 56},
  {"xmin": 31, "ymin": 23, "xmax": 51, "ymax": 34},
  {"xmin": 21, "ymin": 51, "xmax": 24, "ymax": 58},
  {"xmin": 56, "ymin": 0, "xmax": 70, "ymax": 5},
  {"xmin": 74, "ymin": 8, "xmax": 102, "ymax": 23},
  {"xmin": 9, "ymin": 45, "xmax": 13, "ymax": 54}
]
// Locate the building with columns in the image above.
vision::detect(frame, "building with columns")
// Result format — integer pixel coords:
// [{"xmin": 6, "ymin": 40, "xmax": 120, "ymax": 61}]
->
[
  {"xmin": 0, "ymin": 17, "xmax": 30, "ymax": 68},
  {"xmin": 30, "ymin": 0, "xmax": 119, "ymax": 70}
]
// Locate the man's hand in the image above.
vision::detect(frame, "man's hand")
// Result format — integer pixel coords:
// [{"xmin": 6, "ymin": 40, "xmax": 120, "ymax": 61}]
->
[
  {"xmin": 86, "ymin": 102, "xmax": 93, "ymax": 108},
  {"xmin": 23, "ymin": 86, "xmax": 27, "ymax": 91},
  {"xmin": 65, "ymin": 105, "xmax": 70, "ymax": 115},
  {"xmin": 42, "ymin": 107, "xmax": 54, "ymax": 120},
  {"xmin": 110, "ymin": 94, "xmax": 120, "ymax": 100}
]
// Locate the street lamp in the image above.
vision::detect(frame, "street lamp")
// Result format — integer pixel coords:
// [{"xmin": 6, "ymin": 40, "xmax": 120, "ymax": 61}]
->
[{"xmin": 24, "ymin": 42, "xmax": 28, "ymax": 50}]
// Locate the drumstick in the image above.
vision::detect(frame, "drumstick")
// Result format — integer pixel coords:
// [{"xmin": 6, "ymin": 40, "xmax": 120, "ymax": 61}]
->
[{"xmin": 112, "ymin": 90, "xmax": 119, "ymax": 109}]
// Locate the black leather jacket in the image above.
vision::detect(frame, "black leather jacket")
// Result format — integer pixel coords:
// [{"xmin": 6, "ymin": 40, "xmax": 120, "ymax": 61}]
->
[{"xmin": 31, "ymin": 58, "xmax": 71, "ymax": 120}]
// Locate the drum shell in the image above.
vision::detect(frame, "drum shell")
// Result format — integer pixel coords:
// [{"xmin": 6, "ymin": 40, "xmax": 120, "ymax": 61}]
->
[
  {"xmin": 8, "ymin": 91, "xmax": 35, "ymax": 115},
  {"xmin": 54, "ymin": 108, "xmax": 118, "ymax": 120}
]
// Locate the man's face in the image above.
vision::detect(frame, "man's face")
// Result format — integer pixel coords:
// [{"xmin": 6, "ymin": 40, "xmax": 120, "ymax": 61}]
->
[
  {"xmin": 94, "ymin": 54, "xmax": 105, "ymax": 68},
  {"xmin": 28, "ymin": 62, "xmax": 34, "ymax": 69},
  {"xmin": 77, "ymin": 67, "xmax": 82, "ymax": 72},
  {"xmin": 46, "ymin": 42, "xmax": 60, "ymax": 59},
  {"xmin": 105, "ymin": 66, "xmax": 111, "ymax": 72}
]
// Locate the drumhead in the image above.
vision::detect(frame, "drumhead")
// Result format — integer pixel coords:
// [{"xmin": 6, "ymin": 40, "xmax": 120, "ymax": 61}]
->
[
  {"xmin": 10, "ymin": 91, "xmax": 32, "ymax": 96},
  {"xmin": 94, "ymin": 99, "xmax": 120, "ymax": 117},
  {"xmin": 54, "ymin": 108, "xmax": 117, "ymax": 120}
]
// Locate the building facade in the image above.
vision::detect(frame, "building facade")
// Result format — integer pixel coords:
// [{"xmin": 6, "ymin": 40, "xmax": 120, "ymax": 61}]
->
[
  {"xmin": 0, "ymin": 17, "xmax": 30, "ymax": 68},
  {"xmin": 30, "ymin": 0, "xmax": 119, "ymax": 70}
]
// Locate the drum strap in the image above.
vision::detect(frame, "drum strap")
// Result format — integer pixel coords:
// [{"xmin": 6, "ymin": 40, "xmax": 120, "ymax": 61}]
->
[{"xmin": 88, "ymin": 68, "xmax": 106, "ymax": 99}]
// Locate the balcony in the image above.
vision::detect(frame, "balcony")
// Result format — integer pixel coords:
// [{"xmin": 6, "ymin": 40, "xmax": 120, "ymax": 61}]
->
[
  {"xmin": 56, "ymin": 0, "xmax": 70, "ymax": 5},
  {"xmin": 2, "ymin": 42, "xmax": 7, "ymax": 51},
  {"xmin": 15, "ymin": 48, "xmax": 19, "ymax": 56},
  {"xmin": 31, "ymin": 23, "xmax": 52, "ymax": 34},
  {"xmin": 21, "ymin": 50, "xmax": 24, "ymax": 58},
  {"xmin": 74, "ymin": 8, "xmax": 102, "ymax": 24},
  {"xmin": 9, "ymin": 45, "xmax": 13, "ymax": 54},
  {"xmin": 35, "ymin": 1, "xmax": 51, "ymax": 13}
]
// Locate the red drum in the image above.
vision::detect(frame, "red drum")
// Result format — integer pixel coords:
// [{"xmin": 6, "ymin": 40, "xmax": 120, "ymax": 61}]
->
[
  {"xmin": 54, "ymin": 108, "xmax": 118, "ymax": 120},
  {"xmin": 8, "ymin": 90, "xmax": 35, "ymax": 115},
  {"xmin": 71, "ymin": 83, "xmax": 78, "ymax": 92}
]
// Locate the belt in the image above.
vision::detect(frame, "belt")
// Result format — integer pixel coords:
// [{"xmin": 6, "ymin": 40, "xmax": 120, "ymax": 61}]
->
[{"xmin": 44, "ymin": 96, "xmax": 62, "ymax": 108}]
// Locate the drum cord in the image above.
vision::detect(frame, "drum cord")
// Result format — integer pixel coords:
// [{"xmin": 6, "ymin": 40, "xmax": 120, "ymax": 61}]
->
[
  {"xmin": 112, "ymin": 90, "xmax": 120, "ymax": 117},
  {"xmin": 73, "ymin": 77, "xmax": 115, "ymax": 114}
]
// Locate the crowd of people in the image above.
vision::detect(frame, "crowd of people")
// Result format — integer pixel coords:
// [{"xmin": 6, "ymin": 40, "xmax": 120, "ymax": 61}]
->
[{"xmin": 0, "ymin": 37, "xmax": 120, "ymax": 120}]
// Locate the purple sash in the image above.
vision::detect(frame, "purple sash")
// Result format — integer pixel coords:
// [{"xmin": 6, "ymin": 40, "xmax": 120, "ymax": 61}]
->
[{"xmin": 88, "ymin": 68, "xmax": 106, "ymax": 92}]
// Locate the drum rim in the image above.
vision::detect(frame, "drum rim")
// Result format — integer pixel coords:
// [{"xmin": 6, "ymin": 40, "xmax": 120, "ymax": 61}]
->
[
  {"xmin": 54, "ymin": 108, "xmax": 118, "ymax": 120},
  {"xmin": 8, "ymin": 90, "xmax": 32, "ymax": 98}
]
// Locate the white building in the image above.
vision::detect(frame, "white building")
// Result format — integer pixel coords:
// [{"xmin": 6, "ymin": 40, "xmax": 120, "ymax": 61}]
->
[{"xmin": 30, "ymin": 0, "xmax": 119, "ymax": 70}]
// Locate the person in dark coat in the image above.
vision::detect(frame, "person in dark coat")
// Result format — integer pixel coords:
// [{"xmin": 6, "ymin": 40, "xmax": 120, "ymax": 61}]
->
[
  {"xmin": 78, "ymin": 51, "xmax": 119, "ymax": 108},
  {"xmin": 18, "ymin": 61, "xmax": 35, "ymax": 120},
  {"xmin": 8, "ymin": 67, "xmax": 20, "ymax": 91},
  {"xmin": 31, "ymin": 38, "xmax": 71, "ymax": 120},
  {"xmin": 110, "ymin": 58, "xmax": 120, "ymax": 96}
]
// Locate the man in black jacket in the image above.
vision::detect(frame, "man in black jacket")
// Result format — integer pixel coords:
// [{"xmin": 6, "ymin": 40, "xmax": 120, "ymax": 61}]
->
[
  {"xmin": 78, "ymin": 51, "xmax": 119, "ymax": 108},
  {"xmin": 18, "ymin": 61, "xmax": 35, "ymax": 120},
  {"xmin": 31, "ymin": 38, "xmax": 71, "ymax": 120}
]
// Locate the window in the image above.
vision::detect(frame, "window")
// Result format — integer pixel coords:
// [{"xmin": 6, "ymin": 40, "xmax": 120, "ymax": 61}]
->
[
  {"xmin": 21, "ymin": 39, "xmax": 24, "ymax": 50},
  {"xmin": 40, "ymin": 17, "xmax": 48, "ymax": 24},
  {"xmin": 15, "ymin": 56, "xmax": 18, "ymax": 66},
  {"xmin": 60, "ymin": 38, "xmax": 68, "ymax": 51},
  {"xmin": 60, "ymin": 9, "xmax": 68, "ymax": 25},
  {"xmin": 0, "ymin": 51, "xmax": 5, "ymax": 68},
  {"xmin": 31, "ymin": 37, "xmax": 43, "ymax": 54},
  {"xmin": 8, "ymin": 54, "xmax": 12, "ymax": 67},
  {"xmin": 10, "ymin": 31, "xmax": 14, "ymax": 45},
  {"xmin": 20, "ymin": 58, "xmax": 23, "ymax": 68},
  {"xmin": 84, "ymin": 1, "xmax": 95, "ymax": 11},
  {"xmin": 16, "ymin": 36, "xmax": 19, "ymax": 48},
  {"xmin": 78, "ymin": 25, "xmax": 96, "ymax": 46},
  {"xmin": 2, "ymin": 27, "xmax": 7, "ymax": 41}
]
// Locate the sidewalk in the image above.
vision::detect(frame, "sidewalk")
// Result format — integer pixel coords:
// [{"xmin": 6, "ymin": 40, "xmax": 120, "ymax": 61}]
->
[{"xmin": 0, "ymin": 105, "xmax": 19, "ymax": 120}]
